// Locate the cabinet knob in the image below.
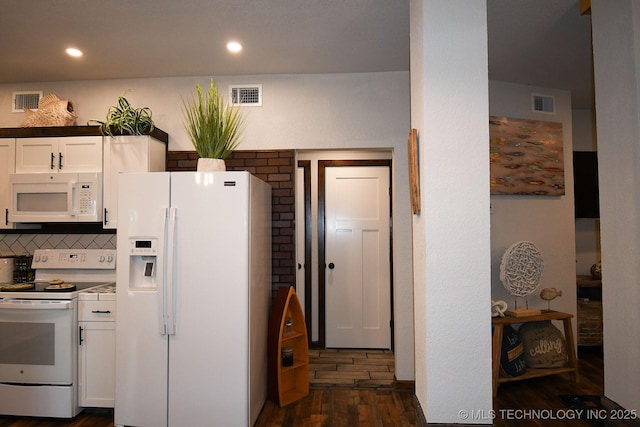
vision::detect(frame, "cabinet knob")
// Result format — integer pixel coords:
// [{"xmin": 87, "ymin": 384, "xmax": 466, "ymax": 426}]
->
[{"xmin": 328, "ymin": 262, "xmax": 335, "ymax": 270}]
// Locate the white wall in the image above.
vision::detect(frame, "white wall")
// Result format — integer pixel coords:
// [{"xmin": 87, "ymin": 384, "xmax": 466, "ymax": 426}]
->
[
  {"xmin": 0, "ymin": 71, "xmax": 415, "ymax": 381},
  {"xmin": 575, "ymin": 219, "xmax": 601, "ymax": 276},
  {"xmin": 412, "ymin": 1, "xmax": 493, "ymax": 423},
  {"xmin": 410, "ymin": 0, "xmax": 428, "ymax": 418},
  {"xmin": 489, "ymin": 81, "xmax": 577, "ymax": 329},
  {"xmin": 572, "ymin": 109, "xmax": 597, "ymax": 152},
  {"xmin": 592, "ymin": 0, "xmax": 640, "ymax": 412},
  {"xmin": 0, "ymin": 73, "xmax": 408, "ymax": 152}
]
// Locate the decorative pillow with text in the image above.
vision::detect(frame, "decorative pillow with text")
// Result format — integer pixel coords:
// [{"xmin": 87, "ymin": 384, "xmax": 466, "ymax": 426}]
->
[
  {"xmin": 519, "ymin": 321, "xmax": 568, "ymax": 368},
  {"xmin": 499, "ymin": 325, "xmax": 527, "ymax": 377}
]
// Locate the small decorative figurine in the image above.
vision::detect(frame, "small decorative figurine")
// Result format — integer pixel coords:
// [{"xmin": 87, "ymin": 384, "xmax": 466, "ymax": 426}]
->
[
  {"xmin": 491, "ymin": 300, "xmax": 508, "ymax": 317},
  {"xmin": 539, "ymin": 287, "xmax": 563, "ymax": 310},
  {"xmin": 20, "ymin": 93, "xmax": 77, "ymax": 127},
  {"xmin": 590, "ymin": 261, "xmax": 602, "ymax": 280}
]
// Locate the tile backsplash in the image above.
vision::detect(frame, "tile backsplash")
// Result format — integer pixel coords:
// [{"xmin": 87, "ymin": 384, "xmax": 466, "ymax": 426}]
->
[{"xmin": 0, "ymin": 234, "xmax": 116, "ymax": 257}]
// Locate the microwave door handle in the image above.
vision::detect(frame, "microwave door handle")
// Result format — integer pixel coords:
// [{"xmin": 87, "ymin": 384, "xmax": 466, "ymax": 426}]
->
[{"xmin": 69, "ymin": 182, "xmax": 78, "ymax": 216}]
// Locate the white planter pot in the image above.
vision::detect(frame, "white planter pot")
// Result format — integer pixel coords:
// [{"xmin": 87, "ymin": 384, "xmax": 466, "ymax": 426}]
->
[{"xmin": 197, "ymin": 158, "xmax": 226, "ymax": 172}]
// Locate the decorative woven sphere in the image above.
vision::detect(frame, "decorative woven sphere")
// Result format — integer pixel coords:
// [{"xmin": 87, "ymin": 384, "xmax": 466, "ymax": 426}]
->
[{"xmin": 500, "ymin": 241, "xmax": 544, "ymax": 297}]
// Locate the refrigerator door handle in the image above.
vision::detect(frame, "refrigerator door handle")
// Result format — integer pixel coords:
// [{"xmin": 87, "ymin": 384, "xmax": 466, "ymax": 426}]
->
[
  {"xmin": 159, "ymin": 208, "xmax": 169, "ymax": 335},
  {"xmin": 165, "ymin": 206, "xmax": 178, "ymax": 335}
]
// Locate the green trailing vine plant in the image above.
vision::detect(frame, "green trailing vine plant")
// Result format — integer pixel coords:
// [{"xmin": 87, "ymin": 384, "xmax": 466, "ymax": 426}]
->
[{"xmin": 89, "ymin": 92, "xmax": 154, "ymax": 137}]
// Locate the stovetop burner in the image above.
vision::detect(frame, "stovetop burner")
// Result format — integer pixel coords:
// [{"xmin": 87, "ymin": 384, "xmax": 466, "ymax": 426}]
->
[
  {"xmin": 0, "ymin": 249, "xmax": 116, "ymax": 300},
  {"xmin": 1, "ymin": 281, "xmax": 111, "ymax": 291}
]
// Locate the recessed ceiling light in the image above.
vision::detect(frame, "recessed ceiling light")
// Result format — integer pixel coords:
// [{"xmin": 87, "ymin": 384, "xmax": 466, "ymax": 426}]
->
[
  {"xmin": 66, "ymin": 47, "xmax": 83, "ymax": 57},
  {"xmin": 226, "ymin": 41, "xmax": 242, "ymax": 53}
]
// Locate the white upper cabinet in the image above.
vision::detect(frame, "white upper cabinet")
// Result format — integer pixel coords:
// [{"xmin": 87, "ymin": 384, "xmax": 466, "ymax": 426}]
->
[
  {"xmin": 0, "ymin": 126, "xmax": 168, "ymax": 229},
  {"xmin": 0, "ymin": 139, "xmax": 15, "ymax": 229},
  {"xmin": 15, "ymin": 136, "xmax": 102, "ymax": 173},
  {"xmin": 102, "ymin": 135, "xmax": 166, "ymax": 229}
]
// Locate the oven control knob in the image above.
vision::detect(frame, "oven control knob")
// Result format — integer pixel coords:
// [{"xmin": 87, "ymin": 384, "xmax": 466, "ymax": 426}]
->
[
  {"xmin": 107, "ymin": 255, "xmax": 114, "ymax": 263},
  {"xmin": 34, "ymin": 255, "xmax": 40, "ymax": 262},
  {"xmin": 99, "ymin": 255, "xmax": 106, "ymax": 262}
]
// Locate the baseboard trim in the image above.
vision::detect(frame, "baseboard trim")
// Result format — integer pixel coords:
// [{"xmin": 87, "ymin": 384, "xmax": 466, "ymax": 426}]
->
[
  {"xmin": 600, "ymin": 395, "xmax": 638, "ymax": 415},
  {"xmin": 413, "ymin": 394, "xmax": 488, "ymax": 426},
  {"xmin": 413, "ymin": 395, "xmax": 427, "ymax": 427},
  {"xmin": 394, "ymin": 379, "xmax": 415, "ymax": 392}
]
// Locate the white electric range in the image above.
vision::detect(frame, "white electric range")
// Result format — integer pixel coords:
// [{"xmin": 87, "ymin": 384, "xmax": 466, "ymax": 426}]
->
[{"xmin": 0, "ymin": 248, "xmax": 115, "ymax": 418}]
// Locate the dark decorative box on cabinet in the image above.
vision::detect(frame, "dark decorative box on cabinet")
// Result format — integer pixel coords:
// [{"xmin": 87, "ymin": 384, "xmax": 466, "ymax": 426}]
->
[{"xmin": 267, "ymin": 286, "xmax": 309, "ymax": 406}]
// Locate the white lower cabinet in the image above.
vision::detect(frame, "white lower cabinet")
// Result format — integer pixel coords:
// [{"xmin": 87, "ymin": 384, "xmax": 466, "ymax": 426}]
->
[{"xmin": 78, "ymin": 298, "xmax": 116, "ymax": 408}]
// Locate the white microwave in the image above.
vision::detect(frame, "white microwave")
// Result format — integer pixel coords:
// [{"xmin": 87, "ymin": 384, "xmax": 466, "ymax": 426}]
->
[{"xmin": 9, "ymin": 172, "xmax": 103, "ymax": 223}]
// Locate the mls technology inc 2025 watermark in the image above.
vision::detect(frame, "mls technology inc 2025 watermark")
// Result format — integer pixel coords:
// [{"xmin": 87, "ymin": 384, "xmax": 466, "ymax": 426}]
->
[{"xmin": 458, "ymin": 408, "xmax": 637, "ymax": 422}]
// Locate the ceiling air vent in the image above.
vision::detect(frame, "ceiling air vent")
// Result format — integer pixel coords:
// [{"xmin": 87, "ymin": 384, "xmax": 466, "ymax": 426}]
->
[
  {"xmin": 230, "ymin": 85, "xmax": 262, "ymax": 106},
  {"xmin": 532, "ymin": 94, "xmax": 555, "ymax": 114},
  {"xmin": 12, "ymin": 91, "xmax": 43, "ymax": 113}
]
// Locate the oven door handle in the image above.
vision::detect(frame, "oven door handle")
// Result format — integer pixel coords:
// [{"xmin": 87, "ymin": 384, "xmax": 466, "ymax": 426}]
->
[{"xmin": 0, "ymin": 300, "xmax": 72, "ymax": 310}]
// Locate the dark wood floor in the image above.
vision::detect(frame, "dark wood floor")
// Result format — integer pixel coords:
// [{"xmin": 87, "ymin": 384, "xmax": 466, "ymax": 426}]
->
[
  {"xmin": 0, "ymin": 408, "xmax": 114, "ymax": 427},
  {"xmin": 1, "ymin": 347, "xmax": 634, "ymax": 427},
  {"xmin": 256, "ymin": 388, "xmax": 416, "ymax": 427},
  {"xmin": 494, "ymin": 347, "xmax": 640, "ymax": 427},
  {"xmin": 493, "ymin": 347, "xmax": 603, "ymax": 427}
]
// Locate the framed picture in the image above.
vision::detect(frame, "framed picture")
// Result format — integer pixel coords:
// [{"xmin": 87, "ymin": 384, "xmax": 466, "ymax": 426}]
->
[
  {"xmin": 489, "ymin": 116, "xmax": 564, "ymax": 195},
  {"xmin": 408, "ymin": 128, "xmax": 420, "ymax": 214}
]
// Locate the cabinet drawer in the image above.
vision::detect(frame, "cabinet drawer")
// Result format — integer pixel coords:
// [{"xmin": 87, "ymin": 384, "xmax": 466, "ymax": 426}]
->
[{"xmin": 79, "ymin": 301, "xmax": 116, "ymax": 321}]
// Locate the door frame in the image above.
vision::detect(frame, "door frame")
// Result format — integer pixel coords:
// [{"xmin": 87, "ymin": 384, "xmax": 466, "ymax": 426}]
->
[
  {"xmin": 317, "ymin": 159, "xmax": 393, "ymax": 348},
  {"xmin": 297, "ymin": 160, "xmax": 313, "ymax": 339}
]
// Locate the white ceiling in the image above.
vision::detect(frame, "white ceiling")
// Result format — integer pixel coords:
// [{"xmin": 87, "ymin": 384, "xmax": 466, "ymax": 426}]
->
[
  {"xmin": 0, "ymin": 0, "xmax": 593, "ymax": 108},
  {"xmin": 488, "ymin": 0, "xmax": 593, "ymax": 109}
]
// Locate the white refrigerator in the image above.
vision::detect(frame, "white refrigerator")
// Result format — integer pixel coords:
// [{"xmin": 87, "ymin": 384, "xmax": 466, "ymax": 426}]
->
[{"xmin": 114, "ymin": 171, "xmax": 271, "ymax": 427}]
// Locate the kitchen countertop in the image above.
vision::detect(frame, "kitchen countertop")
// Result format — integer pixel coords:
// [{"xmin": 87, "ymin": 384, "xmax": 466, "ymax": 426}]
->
[{"xmin": 79, "ymin": 283, "xmax": 116, "ymax": 301}]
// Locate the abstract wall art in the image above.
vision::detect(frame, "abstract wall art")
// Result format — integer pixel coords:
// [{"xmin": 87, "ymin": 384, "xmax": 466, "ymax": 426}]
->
[{"xmin": 489, "ymin": 116, "xmax": 564, "ymax": 196}]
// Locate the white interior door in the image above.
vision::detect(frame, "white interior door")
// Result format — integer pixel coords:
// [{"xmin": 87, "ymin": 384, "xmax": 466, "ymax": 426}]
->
[{"xmin": 325, "ymin": 166, "xmax": 390, "ymax": 348}]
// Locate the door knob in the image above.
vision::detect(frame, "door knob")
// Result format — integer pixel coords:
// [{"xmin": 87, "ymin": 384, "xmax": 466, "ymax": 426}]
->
[{"xmin": 328, "ymin": 262, "xmax": 335, "ymax": 269}]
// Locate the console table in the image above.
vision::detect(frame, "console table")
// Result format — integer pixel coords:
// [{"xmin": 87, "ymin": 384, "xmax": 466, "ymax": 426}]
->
[{"xmin": 492, "ymin": 310, "xmax": 579, "ymax": 396}]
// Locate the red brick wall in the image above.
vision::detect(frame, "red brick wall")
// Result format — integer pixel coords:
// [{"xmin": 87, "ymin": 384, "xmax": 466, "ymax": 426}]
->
[{"xmin": 166, "ymin": 150, "xmax": 296, "ymax": 297}]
